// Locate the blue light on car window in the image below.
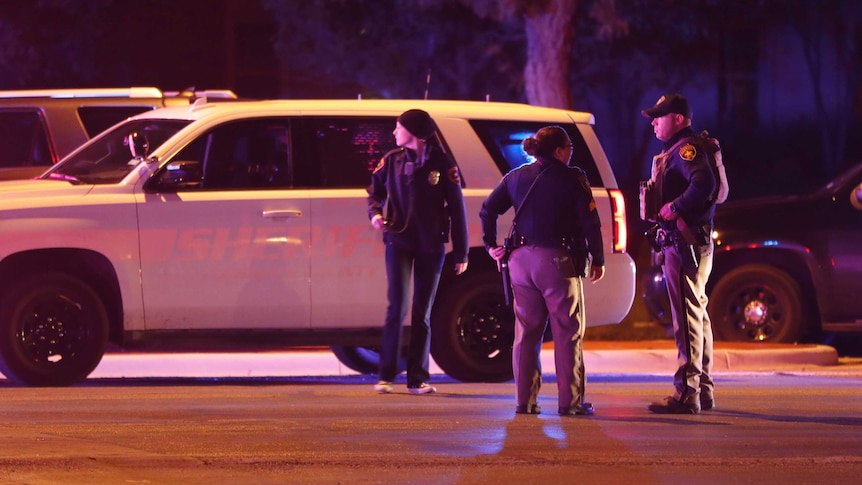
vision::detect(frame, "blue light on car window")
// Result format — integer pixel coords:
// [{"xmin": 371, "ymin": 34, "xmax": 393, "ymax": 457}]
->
[
  {"xmin": 501, "ymin": 130, "xmax": 536, "ymax": 170},
  {"xmin": 763, "ymin": 240, "xmax": 778, "ymax": 246}
]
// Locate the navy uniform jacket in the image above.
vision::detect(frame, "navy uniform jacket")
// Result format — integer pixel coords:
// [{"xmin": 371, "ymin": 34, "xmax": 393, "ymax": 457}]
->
[
  {"xmin": 367, "ymin": 145, "xmax": 469, "ymax": 263},
  {"xmin": 479, "ymin": 157, "xmax": 604, "ymax": 267},
  {"xmin": 657, "ymin": 126, "xmax": 716, "ymax": 230}
]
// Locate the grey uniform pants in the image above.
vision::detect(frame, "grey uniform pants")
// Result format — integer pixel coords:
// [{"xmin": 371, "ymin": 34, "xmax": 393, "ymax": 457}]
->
[
  {"xmin": 662, "ymin": 240, "xmax": 715, "ymax": 401},
  {"xmin": 508, "ymin": 245, "xmax": 586, "ymax": 410}
]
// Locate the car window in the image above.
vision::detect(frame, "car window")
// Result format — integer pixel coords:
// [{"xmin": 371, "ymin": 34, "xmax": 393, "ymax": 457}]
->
[
  {"xmin": 160, "ymin": 118, "xmax": 292, "ymax": 191},
  {"xmin": 77, "ymin": 106, "xmax": 157, "ymax": 138},
  {"xmin": 294, "ymin": 116, "xmax": 396, "ymax": 188},
  {"xmin": 200, "ymin": 119, "xmax": 291, "ymax": 190},
  {"xmin": 468, "ymin": 120, "xmax": 603, "ymax": 187},
  {"xmin": 0, "ymin": 108, "xmax": 54, "ymax": 167},
  {"xmin": 46, "ymin": 119, "xmax": 189, "ymax": 184}
]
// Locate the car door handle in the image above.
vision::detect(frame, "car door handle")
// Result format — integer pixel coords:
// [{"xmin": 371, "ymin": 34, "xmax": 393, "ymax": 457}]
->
[{"xmin": 261, "ymin": 209, "xmax": 303, "ymax": 220}]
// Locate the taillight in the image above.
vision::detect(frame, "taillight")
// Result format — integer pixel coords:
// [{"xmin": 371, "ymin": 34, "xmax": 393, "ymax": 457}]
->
[{"xmin": 608, "ymin": 189, "xmax": 627, "ymax": 253}]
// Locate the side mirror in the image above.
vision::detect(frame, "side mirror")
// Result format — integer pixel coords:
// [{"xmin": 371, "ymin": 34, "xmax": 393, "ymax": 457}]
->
[
  {"xmin": 125, "ymin": 132, "xmax": 150, "ymax": 159},
  {"xmin": 852, "ymin": 183, "xmax": 862, "ymax": 210}
]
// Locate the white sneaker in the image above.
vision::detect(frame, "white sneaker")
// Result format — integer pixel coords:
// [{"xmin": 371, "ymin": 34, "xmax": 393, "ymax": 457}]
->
[
  {"xmin": 374, "ymin": 381, "xmax": 393, "ymax": 394},
  {"xmin": 407, "ymin": 383, "xmax": 436, "ymax": 395}
]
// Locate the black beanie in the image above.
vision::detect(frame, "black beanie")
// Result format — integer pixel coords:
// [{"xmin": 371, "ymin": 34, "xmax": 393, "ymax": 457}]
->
[{"xmin": 397, "ymin": 109, "xmax": 436, "ymax": 139}]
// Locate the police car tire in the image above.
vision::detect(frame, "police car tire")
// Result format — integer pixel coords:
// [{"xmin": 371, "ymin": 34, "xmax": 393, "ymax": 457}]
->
[
  {"xmin": 0, "ymin": 272, "xmax": 109, "ymax": 387},
  {"xmin": 709, "ymin": 264, "xmax": 805, "ymax": 343},
  {"xmin": 430, "ymin": 270, "xmax": 515, "ymax": 383}
]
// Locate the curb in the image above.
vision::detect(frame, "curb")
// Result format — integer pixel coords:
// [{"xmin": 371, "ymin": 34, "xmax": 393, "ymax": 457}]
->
[
  {"xmin": 582, "ymin": 342, "xmax": 838, "ymax": 374},
  {"xmin": 81, "ymin": 341, "xmax": 841, "ymax": 380}
]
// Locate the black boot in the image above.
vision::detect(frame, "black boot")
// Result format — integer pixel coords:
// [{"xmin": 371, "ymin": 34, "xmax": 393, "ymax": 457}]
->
[{"xmin": 648, "ymin": 395, "xmax": 700, "ymax": 414}]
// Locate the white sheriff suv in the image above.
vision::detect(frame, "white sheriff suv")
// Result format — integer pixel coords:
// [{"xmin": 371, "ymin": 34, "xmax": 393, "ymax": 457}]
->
[{"xmin": 0, "ymin": 99, "xmax": 635, "ymax": 386}]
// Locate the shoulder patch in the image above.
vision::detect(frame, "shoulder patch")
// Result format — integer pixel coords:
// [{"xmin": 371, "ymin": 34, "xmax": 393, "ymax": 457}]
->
[
  {"xmin": 447, "ymin": 166, "xmax": 461, "ymax": 185},
  {"xmin": 679, "ymin": 144, "xmax": 697, "ymax": 162},
  {"xmin": 372, "ymin": 157, "xmax": 386, "ymax": 174},
  {"xmin": 578, "ymin": 173, "xmax": 590, "ymax": 193}
]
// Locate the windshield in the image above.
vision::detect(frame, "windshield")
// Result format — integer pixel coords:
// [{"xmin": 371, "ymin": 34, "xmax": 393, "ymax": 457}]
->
[{"xmin": 42, "ymin": 119, "xmax": 191, "ymax": 184}]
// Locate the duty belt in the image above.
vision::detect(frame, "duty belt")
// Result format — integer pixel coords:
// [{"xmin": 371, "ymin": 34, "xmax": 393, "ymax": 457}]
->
[{"xmin": 510, "ymin": 236, "xmax": 572, "ymax": 249}]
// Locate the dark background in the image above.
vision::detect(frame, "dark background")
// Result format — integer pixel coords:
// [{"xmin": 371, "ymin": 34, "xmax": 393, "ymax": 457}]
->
[{"xmin": 2, "ymin": 0, "xmax": 859, "ymax": 196}]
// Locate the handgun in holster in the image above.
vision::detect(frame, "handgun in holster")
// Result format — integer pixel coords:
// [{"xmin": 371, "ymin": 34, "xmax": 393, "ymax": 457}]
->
[
  {"xmin": 500, "ymin": 238, "xmax": 514, "ymax": 306},
  {"xmin": 645, "ymin": 224, "xmax": 662, "ymax": 253},
  {"xmin": 564, "ymin": 238, "xmax": 589, "ymax": 278},
  {"xmin": 675, "ymin": 218, "xmax": 699, "ymax": 270}
]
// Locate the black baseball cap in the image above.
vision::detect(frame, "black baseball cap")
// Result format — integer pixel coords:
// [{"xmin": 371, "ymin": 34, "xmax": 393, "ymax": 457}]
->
[{"xmin": 641, "ymin": 93, "xmax": 692, "ymax": 119}]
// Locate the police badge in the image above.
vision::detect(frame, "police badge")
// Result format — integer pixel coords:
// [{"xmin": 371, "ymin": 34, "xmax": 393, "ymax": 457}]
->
[{"xmin": 428, "ymin": 170, "xmax": 440, "ymax": 185}]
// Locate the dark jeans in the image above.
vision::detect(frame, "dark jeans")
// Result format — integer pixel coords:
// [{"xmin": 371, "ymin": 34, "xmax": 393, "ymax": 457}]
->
[{"xmin": 379, "ymin": 242, "xmax": 445, "ymax": 387}]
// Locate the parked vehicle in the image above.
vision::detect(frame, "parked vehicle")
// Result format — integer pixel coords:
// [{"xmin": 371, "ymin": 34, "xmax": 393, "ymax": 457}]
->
[
  {"xmin": 0, "ymin": 87, "xmax": 236, "ymax": 180},
  {"xmin": 0, "ymin": 98, "xmax": 635, "ymax": 386},
  {"xmin": 642, "ymin": 161, "xmax": 862, "ymax": 343}
]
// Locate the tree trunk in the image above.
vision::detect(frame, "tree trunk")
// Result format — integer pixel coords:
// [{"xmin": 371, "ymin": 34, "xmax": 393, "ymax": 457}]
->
[{"xmin": 522, "ymin": 0, "xmax": 578, "ymax": 108}]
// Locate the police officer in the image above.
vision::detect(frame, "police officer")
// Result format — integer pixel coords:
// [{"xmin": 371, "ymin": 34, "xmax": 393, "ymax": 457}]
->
[
  {"xmin": 367, "ymin": 109, "xmax": 469, "ymax": 395},
  {"xmin": 479, "ymin": 125, "xmax": 605, "ymax": 416},
  {"xmin": 642, "ymin": 94, "xmax": 717, "ymax": 414}
]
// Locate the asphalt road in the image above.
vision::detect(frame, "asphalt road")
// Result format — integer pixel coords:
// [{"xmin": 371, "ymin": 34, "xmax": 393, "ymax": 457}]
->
[{"xmin": 3, "ymin": 372, "xmax": 862, "ymax": 485}]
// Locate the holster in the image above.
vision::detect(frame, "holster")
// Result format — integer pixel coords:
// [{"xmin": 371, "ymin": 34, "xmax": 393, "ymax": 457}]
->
[
  {"xmin": 675, "ymin": 218, "xmax": 703, "ymax": 270},
  {"xmin": 565, "ymin": 239, "xmax": 589, "ymax": 278},
  {"xmin": 645, "ymin": 224, "xmax": 661, "ymax": 253},
  {"xmin": 675, "ymin": 240, "xmax": 699, "ymax": 270},
  {"xmin": 695, "ymin": 224, "xmax": 712, "ymax": 246},
  {"xmin": 501, "ymin": 238, "xmax": 514, "ymax": 306}
]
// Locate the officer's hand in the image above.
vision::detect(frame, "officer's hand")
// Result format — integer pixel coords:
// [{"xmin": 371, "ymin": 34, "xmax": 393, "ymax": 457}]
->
[
  {"xmin": 454, "ymin": 261, "xmax": 468, "ymax": 275},
  {"xmin": 371, "ymin": 214, "xmax": 386, "ymax": 231},
  {"xmin": 589, "ymin": 265, "xmax": 605, "ymax": 283},
  {"xmin": 658, "ymin": 202, "xmax": 678, "ymax": 221},
  {"xmin": 488, "ymin": 246, "xmax": 506, "ymax": 263}
]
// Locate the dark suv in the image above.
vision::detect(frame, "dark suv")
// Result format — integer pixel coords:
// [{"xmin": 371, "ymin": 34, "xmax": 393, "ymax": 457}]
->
[
  {"xmin": 642, "ymin": 161, "xmax": 862, "ymax": 343},
  {"xmin": 0, "ymin": 87, "xmax": 236, "ymax": 180}
]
